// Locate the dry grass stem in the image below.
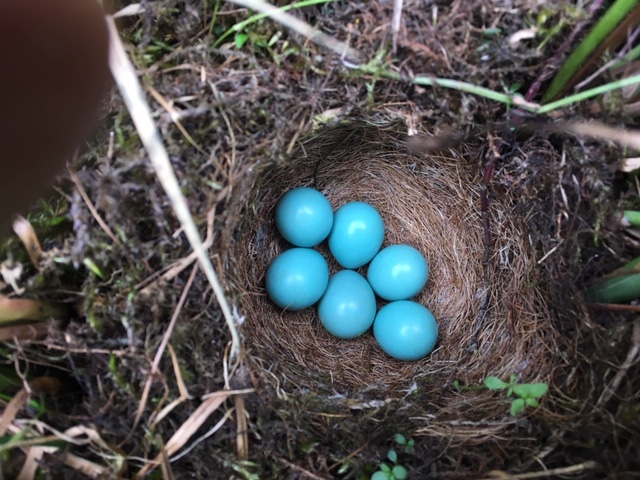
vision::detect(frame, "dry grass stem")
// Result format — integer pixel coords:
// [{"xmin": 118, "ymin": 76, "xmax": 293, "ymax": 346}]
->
[
  {"xmin": 225, "ymin": 0, "xmax": 360, "ymax": 62},
  {"xmin": 17, "ymin": 446, "xmax": 42, "ymax": 480},
  {"xmin": 136, "ymin": 390, "xmax": 240, "ymax": 478},
  {"xmin": 597, "ymin": 318, "xmax": 640, "ymax": 407},
  {"xmin": 0, "ymin": 322, "xmax": 48, "ymax": 342},
  {"xmin": 138, "ymin": 209, "xmax": 215, "ymax": 295},
  {"xmin": 11, "ymin": 215, "xmax": 42, "ymax": 268},
  {"xmin": 480, "ymin": 460, "xmax": 599, "ymax": 479},
  {"xmin": 278, "ymin": 457, "xmax": 330, "ymax": 480},
  {"xmin": 391, "ymin": 0, "xmax": 404, "ymax": 54},
  {"xmin": 147, "ymin": 84, "xmax": 207, "ymax": 155},
  {"xmin": 235, "ymin": 395, "xmax": 249, "ymax": 459},
  {"xmin": 69, "ymin": 169, "xmax": 123, "ymax": 250},
  {"xmin": 105, "ymin": 15, "xmax": 241, "ymax": 361},
  {"xmin": 0, "ymin": 387, "xmax": 28, "ymax": 436},
  {"xmin": 148, "ymin": 345, "xmax": 193, "ymax": 429},
  {"xmin": 133, "ymin": 264, "xmax": 198, "ymax": 432},
  {"xmin": 558, "ymin": 121, "xmax": 640, "ymax": 150}
]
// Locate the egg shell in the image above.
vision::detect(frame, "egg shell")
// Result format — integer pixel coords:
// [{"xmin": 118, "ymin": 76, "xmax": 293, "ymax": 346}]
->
[
  {"xmin": 318, "ymin": 270, "xmax": 377, "ymax": 339},
  {"xmin": 328, "ymin": 202, "xmax": 384, "ymax": 268},
  {"xmin": 367, "ymin": 244, "xmax": 429, "ymax": 300},
  {"xmin": 266, "ymin": 248, "xmax": 329, "ymax": 310},
  {"xmin": 275, "ymin": 187, "xmax": 334, "ymax": 247},
  {"xmin": 373, "ymin": 300, "xmax": 438, "ymax": 361}
]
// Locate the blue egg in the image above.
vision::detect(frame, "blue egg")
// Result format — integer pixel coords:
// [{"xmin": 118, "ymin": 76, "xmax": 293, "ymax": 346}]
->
[
  {"xmin": 367, "ymin": 244, "xmax": 429, "ymax": 300},
  {"xmin": 328, "ymin": 202, "xmax": 384, "ymax": 269},
  {"xmin": 373, "ymin": 301, "xmax": 438, "ymax": 361},
  {"xmin": 318, "ymin": 270, "xmax": 377, "ymax": 339},
  {"xmin": 266, "ymin": 248, "xmax": 329, "ymax": 310},
  {"xmin": 275, "ymin": 187, "xmax": 334, "ymax": 247}
]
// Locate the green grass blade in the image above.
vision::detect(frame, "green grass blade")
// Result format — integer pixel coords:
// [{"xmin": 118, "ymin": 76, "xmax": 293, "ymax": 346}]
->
[
  {"xmin": 358, "ymin": 64, "xmax": 640, "ymax": 114},
  {"xmin": 510, "ymin": 398, "xmax": 526, "ymax": 416},
  {"xmin": 624, "ymin": 210, "xmax": 640, "ymax": 227},
  {"xmin": 537, "ymin": 73, "xmax": 640, "ymax": 113},
  {"xmin": 610, "ymin": 43, "xmax": 640, "ymax": 69},
  {"xmin": 542, "ymin": 0, "xmax": 639, "ymax": 103},
  {"xmin": 484, "ymin": 376, "xmax": 507, "ymax": 390},
  {"xmin": 586, "ymin": 272, "xmax": 640, "ymax": 303},
  {"xmin": 214, "ymin": 0, "xmax": 336, "ymax": 47}
]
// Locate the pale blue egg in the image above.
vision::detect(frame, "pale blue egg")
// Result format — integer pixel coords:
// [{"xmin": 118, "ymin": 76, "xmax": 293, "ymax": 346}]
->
[
  {"xmin": 367, "ymin": 244, "xmax": 429, "ymax": 300},
  {"xmin": 328, "ymin": 202, "xmax": 384, "ymax": 268},
  {"xmin": 374, "ymin": 301, "xmax": 438, "ymax": 361},
  {"xmin": 266, "ymin": 248, "xmax": 329, "ymax": 310},
  {"xmin": 275, "ymin": 187, "xmax": 334, "ymax": 247},
  {"xmin": 318, "ymin": 270, "xmax": 377, "ymax": 339}
]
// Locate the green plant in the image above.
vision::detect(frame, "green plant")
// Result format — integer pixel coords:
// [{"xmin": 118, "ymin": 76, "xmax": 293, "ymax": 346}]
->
[
  {"xmin": 214, "ymin": 0, "xmax": 336, "ymax": 48},
  {"xmin": 542, "ymin": 0, "xmax": 639, "ymax": 103},
  {"xmin": 484, "ymin": 374, "xmax": 549, "ymax": 415},
  {"xmin": 586, "ymin": 255, "xmax": 640, "ymax": 304},
  {"xmin": 371, "ymin": 434, "xmax": 414, "ymax": 480},
  {"xmin": 393, "ymin": 434, "xmax": 415, "ymax": 454}
]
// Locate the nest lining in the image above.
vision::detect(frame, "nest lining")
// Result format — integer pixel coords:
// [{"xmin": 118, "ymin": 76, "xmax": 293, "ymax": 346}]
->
[{"xmin": 233, "ymin": 121, "xmax": 558, "ymax": 412}]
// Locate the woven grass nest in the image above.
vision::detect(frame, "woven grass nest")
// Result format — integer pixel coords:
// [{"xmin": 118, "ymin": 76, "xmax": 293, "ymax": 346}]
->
[{"xmin": 233, "ymin": 119, "xmax": 560, "ymax": 436}]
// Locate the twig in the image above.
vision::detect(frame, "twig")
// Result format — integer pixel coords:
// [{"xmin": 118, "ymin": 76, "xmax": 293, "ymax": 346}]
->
[
  {"xmin": 597, "ymin": 318, "xmax": 640, "ymax": 407},
  {"xmin": 480, "ymin": 461, "xmax": 599, "ymax": 480},
  {"xmin": 137, "ymin": 208, "xmax": 215, "ymax": 295},
  {"xmin": 587, "ymin": 302, "xmax": 640, "ymax": 312},
  {"xmin": 131, "ymin": 264, "xmax": 198, "ymax": 434},
  {"xmin": 278, "ymin": 458, "xmax": 330, "ymax": 480},
  {"xmin": 106, "ymin": 15, "xmax": 242, "ymax": 362},
  {"xmin": 68, "ymin": 169, "xmax": 123, "ymax": 250},
  {"xmin": 146, "ymin": 84, "xmax": 208, "ymax": 155}
]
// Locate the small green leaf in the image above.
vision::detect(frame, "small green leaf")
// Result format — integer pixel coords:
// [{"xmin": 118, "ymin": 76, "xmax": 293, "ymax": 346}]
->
[
  {"xmin": 510, "ymin": 398, "xmax": 526, "ymax": 416},
  {"xmin": 513, "ymin": 383, "xmax": 548, "ymax": 399},
  {"xmin": 453, "ymin": 380, "xmax": 461, "ymax": 389},
  {"xmin": 234, "ymin": 32, "xmax": 249, "ymax": 49},
  {"xmin": 392, "ymin": 465, "xmax": 408, "ymax": 480},
  {"xmin": 394, "ymin": 434, "xmax": 407, "ymax": 445},
  {"xmin": 484, "ymin": 376, "xmax": 507, "ymax": 390},
  {"xmin": 387, "ymin": 450, "xmax": 397, "ymax": 463},
  {"xmin": 525, "ymin": 397, "xmax": 539, "ymax": 407},
  {"xmin": 380, "ymin": 463, "xmax": 392, "ymax": 474},
  {"xmin": 507, "ymin": 387, "xmax": 513, "ymax": 397},
  {"xmin": 371, "ymin": 471, "xmax": 390, "ymax": 480},
  {"xmin": 509, "ymin": 82, "xmax": 523, "ymax": 93},
  {"xmin": 83, "ymin": 258, "xmax": 105, "ymax": 280},
  {"xmin": 483, "ymin": 27, "xmax": 502, "ymax": 36}
]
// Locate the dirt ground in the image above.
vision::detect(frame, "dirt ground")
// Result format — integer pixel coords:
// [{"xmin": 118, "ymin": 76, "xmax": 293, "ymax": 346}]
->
[{"xmin": 2, "ymin": 0, "xmax": 640, "ymax": 479}]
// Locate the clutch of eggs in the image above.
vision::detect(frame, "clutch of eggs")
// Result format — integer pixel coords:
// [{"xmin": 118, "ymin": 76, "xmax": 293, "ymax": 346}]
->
[{"xmin": 266, "ymin": 187, "xmax": 439, "ymax": 361}]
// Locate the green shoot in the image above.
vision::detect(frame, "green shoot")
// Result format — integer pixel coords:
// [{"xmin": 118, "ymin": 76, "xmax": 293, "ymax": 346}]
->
[
  {"xmin": 623, "ymin": 211, "xmax": 640, "ymax": 227},
  {"xmin": 586, "ymin": 255, "xmax": 640, "ymax": 303},
  {"xmin": 394, "ymin": 434, "xmax": 415, "ymax": 453},
  {"xmin": 214, "ymin": 0, "xmax": 336, "ymax": 48},
  {"xmin": 484, "ymin": 374, "xmax": 548, "ymax": 415},
  {"xmin": 542, "ymin": 0, "xmax": 639, "ymax": 103},
  {"xmin": 354, "ymin": 58, "xmax": 640, "ymax": 115},
  {"xmin": 371, "ymin": 434, "xmax": 413, "ymax": 479}
]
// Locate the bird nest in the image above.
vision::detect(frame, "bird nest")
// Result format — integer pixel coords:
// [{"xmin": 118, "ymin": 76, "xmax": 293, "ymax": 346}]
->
[{"xmin": 232, "ymin": 119, "xmax": 560, "ymax": 434}]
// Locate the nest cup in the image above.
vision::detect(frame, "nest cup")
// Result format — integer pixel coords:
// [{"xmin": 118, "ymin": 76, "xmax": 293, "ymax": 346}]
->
[{"xmin": 234, "ymin": 120, "xmax": 558, "ymax": 425}]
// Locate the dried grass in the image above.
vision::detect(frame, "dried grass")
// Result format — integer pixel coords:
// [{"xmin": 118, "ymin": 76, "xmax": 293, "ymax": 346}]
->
[{"xmin": 231, "ymin": 120, "xmax": 561, "ymax": 431}]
